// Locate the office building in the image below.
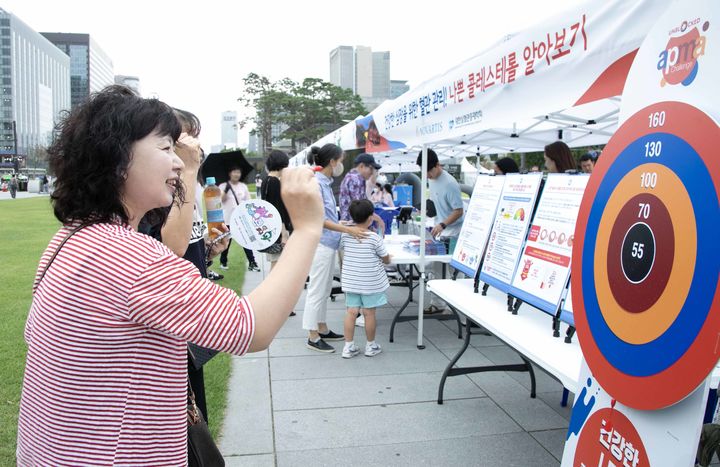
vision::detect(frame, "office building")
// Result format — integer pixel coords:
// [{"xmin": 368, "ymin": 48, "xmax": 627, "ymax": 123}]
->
[
  {"xmin": 329, "ymin": 45, "xmax": 396, "ymax": 112},
  {"xmin": 41, "ymin": 32, "xmax": 114, "ymax": 108},
  {"xmin": 390, "ymin": 79, "xmax": 410, "ymax": 99},
  {"xmin": 329, "ymin": 45, "xmax": 354, "ymax": 91},
  {"xmin": 0, "ymin": 8, "xmax": 70, "ymax": 161},
  {"xmin": 221, "ymin": 111, "xmax": 238, "ymax": 148},
  {"xmin": 373, "ymin": 51, "xmax": 390, "ymax": 99},
  {"xmin": 114, "ymin": 74, "xmax": 140, "ymax": 95},
  {"xmin": 247, "ymin": 133, "xmax": 258, "ymax": 153}
]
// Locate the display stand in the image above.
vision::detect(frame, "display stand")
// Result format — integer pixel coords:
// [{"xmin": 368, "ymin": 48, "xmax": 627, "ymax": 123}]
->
[
  {"xmin": 562, "ymin": 2, "xmax": 719, "ymax": 463},
  {"xmin": 477, "ymin": 173, "xmax": 544, "ymax": 318},
  {"xmin": 554, "ymin": 281, "xmax": 577, "ymax": 342},
  {"xmin": 507, "ymin": 173, "xmax": 590, "ymax": 318}
]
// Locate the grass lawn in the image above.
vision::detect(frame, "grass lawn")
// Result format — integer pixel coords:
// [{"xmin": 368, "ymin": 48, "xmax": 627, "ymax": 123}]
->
[{"xmin": 0, "ymin": 196, "xmax": 244, "ymax": 463}]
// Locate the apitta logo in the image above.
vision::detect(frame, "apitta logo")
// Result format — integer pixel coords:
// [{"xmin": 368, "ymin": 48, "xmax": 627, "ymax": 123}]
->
[{"xmin": 657, "ymin": 19, "xmax": 709, "ymax": 87}]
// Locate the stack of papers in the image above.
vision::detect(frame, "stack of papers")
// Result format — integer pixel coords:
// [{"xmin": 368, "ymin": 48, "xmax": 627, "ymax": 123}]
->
[{"xmin": 403, "ymin": 239, "xmax": 447, "ymax": 255}]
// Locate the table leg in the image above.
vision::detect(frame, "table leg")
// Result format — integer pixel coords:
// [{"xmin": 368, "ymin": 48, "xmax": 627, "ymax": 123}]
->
[
  {"xmin": 438, "ymin": 319, "xmax": 473, "ymax": 404},
  {"xmin": 437, "ymin": 307, "xmax": 538, "ymax": 404},
  {"xmin": 561, "ymin": 388, "xmax": 569, "ymax": 407},
  {"xmin": 389, "ymin": 268, "xmax": 415, "ymax": 343}
]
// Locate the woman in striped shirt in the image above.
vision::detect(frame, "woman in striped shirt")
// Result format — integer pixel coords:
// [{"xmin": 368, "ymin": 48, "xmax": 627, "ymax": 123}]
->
[{"xmin": 17, "ymin": 86, "xmax": 324, "ymax": 466}]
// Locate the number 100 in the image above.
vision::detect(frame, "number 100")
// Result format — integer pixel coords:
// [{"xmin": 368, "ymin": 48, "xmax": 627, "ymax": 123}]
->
[{"xmin": 640, "ymin": 172, "xmax": 657, "ymax": 189}]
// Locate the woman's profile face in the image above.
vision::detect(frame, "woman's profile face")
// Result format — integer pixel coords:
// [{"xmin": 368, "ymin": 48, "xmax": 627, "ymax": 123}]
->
[
  {"xmin": 123, "ymin": 131, "xmax": 184, "ymax": 218},
  {"xmin": 544, "ymin": 155, "xmax": 557, "ymax": 173}
]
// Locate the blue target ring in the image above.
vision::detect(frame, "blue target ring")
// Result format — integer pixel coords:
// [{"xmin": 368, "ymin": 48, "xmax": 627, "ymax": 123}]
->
[{"xmin": 581, "ymin": 132, "xmax": 719, "ymax": 377}]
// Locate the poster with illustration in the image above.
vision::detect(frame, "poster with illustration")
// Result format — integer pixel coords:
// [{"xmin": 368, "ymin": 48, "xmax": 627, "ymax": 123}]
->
[
  {"xmin": 355, "ymin": 115, "xmax": 404, "ymax": 153},
  {"xmin": 479, "ymin": 173, "xmax": 543, "ymax": 291},
  {"xmin": 228, "ymin": 200, "xmax": 282, "ymax": 251},
  {"xmin": 509, "ymin": 174, "xmax": 589, "ymax": 314},
  {"xmin": 450, "ymin": 175, "xmax": 505, "ymax": 278}
]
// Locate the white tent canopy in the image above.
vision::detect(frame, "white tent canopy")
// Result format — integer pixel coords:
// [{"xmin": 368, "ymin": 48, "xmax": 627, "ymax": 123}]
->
[
  {"xmin": 291, "ymin": 0, "xmax": 668, "ymax": 162},
  {"xmin": 366, "ymin": 0, "xmax": 667, "ymax": 155}
]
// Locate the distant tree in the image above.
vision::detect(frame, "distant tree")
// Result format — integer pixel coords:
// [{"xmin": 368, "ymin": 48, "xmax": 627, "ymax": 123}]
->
[
  {"xmin": 238, "ymin": 74, "xmax": 367, "ymax": 154},
  {"xmin": 282, "ymin": 78, "xmax": 366, "ymax": 150},
  {"xmin": 237, "ymin": 74, "xmax": 294, "ymax": 156}
]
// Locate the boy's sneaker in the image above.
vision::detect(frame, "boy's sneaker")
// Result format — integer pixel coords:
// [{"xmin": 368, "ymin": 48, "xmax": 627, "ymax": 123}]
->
[
  {"xmin": 318, "ymin": 330, "xmax": 344, "ymax": 341},
  {"xmin": 219, "ymin": 264, "xmax": 229, "ymax": 270},
  {"xmin": 342, "ymin": 344, "xmax": 360, "ymax": 359},
  {"xmin": 355, "ymin": 314, "xmax": 365, "ymax": 327},
  {"xmin": 365, "ymin": 342, "xmax": 382, "ymax": 357},
  {"xmin": 248, "ymin": 261, "xmax": 260, "ymax": 272},
  {"xmin": 306, "ymin": 338, "xmax": 335, "ymax": 353}
]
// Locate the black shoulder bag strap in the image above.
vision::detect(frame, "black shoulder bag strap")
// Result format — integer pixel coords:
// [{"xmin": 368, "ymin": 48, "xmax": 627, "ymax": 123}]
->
[{"xmin": 226, "ymin": 183, "xmax": 240, "ymax": 205}]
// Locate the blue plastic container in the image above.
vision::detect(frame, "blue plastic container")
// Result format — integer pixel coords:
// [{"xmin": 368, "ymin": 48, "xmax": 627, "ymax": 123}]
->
[
  {"xmin": 393, "ymin": 185, "xmax": 413, "ymax": 206},
  {"xmin": 374, "ymin": 207, "xmax": 400, "ymax": 235}
]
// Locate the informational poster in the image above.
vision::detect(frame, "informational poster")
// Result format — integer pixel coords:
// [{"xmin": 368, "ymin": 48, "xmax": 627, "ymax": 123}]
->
[
  {"xmin": 509, "ymin": 174, "xmax": 589, "ymax": 314},
  {"xmin": 562, "ymin": 362, "xmax": 707, "ymax": 466},
  {"xmin": 479, "ymin": 173, "xmax": 543, "ymax": 292},
  {"xmin": 450, "ymin": 175, "xmax": 505, "ymax": 278}
]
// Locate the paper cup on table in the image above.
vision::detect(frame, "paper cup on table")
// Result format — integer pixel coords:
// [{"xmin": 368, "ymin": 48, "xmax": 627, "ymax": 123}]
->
[{"xmin": 228, "ymin": 200, "xmax": 282, "ymax": 250}]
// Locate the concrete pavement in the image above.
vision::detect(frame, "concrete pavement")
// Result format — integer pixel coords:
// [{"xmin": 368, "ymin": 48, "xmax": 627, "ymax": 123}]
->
[{"xmin": 218, "ymin": 256, "xmax": 573, "ymax": 467}]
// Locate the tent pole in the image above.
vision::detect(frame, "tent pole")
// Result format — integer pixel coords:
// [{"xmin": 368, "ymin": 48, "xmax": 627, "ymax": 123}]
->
[{"xmin": 418, "ymin": 144, "xmax": 428, "ymax": 349}]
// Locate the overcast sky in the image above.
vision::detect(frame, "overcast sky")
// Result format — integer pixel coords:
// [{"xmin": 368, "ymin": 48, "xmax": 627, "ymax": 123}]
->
[{"xmin": 6, "ymin": 0, "xmax": 578, "ymax": 150}]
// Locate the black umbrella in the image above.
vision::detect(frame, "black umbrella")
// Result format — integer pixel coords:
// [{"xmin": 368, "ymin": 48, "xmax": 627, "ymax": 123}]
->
[{"xmin": 200, "ymin": 150, "xmax": 254, "ymax": 185}]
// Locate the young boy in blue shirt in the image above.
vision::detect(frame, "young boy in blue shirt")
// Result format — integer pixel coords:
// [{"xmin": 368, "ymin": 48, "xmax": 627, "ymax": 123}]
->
[{"xmin": 340, "ymin": 199, "xmax": 391, "ymax": 358}]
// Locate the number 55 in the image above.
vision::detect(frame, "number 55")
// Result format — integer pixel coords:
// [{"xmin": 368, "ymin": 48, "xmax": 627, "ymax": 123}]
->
[{"xmin": 631, "ymin": 242, "xmax": 644, "ymax": 259}]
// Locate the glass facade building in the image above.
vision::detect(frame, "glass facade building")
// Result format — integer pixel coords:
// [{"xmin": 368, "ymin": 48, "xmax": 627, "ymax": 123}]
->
[
  {"xmin": 0, "ymin": 8, "xmax": 70, "ymax": 159},
  {"xmin": 329, "ymin": 45, "xmax": 393, "ymax": 112},
  {"xmin": 329, "ymin": 46, "xmax": 354, "ymax": 92},
  {"xmin": 40, "ymin": 33, "xmax": 114, "ymax": 109},
  {"xmin": 390, "ymin": 80, "xmax": 410, "ymax": 99}
]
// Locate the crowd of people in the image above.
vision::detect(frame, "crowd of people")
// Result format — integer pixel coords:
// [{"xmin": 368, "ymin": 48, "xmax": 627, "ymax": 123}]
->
[{"xmin": 15, "ymin": 82, "xmax": 606, "ymax": 465}]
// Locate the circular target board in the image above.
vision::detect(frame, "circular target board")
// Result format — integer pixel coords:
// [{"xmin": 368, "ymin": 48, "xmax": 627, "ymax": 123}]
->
[{"xmin": 572, "ymin": 101, "xmax": 720, "ymax": 410}]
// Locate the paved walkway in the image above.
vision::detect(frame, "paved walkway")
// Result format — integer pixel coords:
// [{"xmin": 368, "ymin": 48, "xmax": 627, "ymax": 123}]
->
[
  {"xmin": 218, "ymin": 256, "xmax": 573, "ymax": 466},
  {"xmin": 0, "ymin": 191, "xmax": 48, "ymax": 201}
]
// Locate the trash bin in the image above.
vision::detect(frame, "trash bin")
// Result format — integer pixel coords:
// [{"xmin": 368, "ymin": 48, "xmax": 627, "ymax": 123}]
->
[{"xmin": 27, "ymin": 179, "xmax": 40, "ymax": 193}]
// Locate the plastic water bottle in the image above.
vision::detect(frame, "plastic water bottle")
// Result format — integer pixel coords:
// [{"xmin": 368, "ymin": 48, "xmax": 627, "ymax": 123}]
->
[
  {"xmin": 391, "ymin": 218, "xmax": 398, "ymax": 237},
  {"xmin": 203, "ymin": 177, "xmax": 224, "ymax": 239}
]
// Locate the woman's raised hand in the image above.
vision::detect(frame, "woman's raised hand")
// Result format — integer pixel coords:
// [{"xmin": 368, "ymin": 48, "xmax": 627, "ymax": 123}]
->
[{"xmin": 280, "ymin": 167, "xmax": 323, "ymax": 237}]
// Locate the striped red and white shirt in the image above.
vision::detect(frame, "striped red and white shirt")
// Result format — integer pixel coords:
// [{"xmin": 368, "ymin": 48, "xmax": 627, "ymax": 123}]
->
[{"xmin": 17, "ymin": 223, "xmax": 255, "ymax": 466}]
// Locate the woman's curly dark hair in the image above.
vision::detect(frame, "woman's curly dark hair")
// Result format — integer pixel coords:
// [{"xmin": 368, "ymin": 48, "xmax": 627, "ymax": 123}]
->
[{"xmin": 49, "ymin": 85, "xmax": 184, "ymax": 226}]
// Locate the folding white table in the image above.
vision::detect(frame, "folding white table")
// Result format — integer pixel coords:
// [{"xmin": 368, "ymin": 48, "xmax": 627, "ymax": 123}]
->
[
  {"xmin": 426, "ymin": 278, "xmax": 582, "ymax": 404},
  {"xmin": 383, "ymin": 235, "xmax": 459, "ymax": 347}
]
